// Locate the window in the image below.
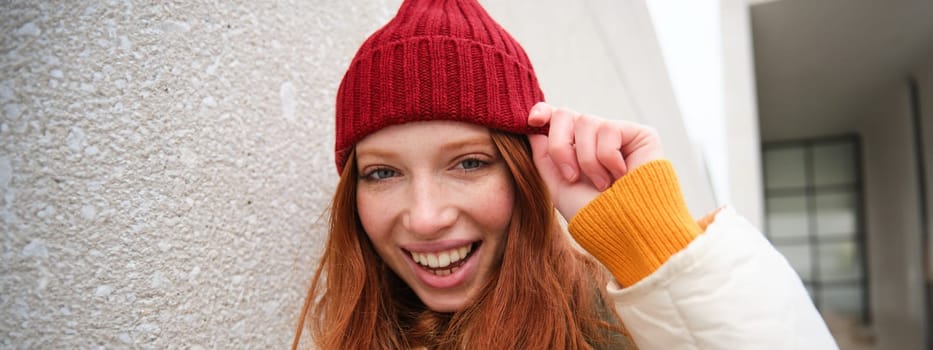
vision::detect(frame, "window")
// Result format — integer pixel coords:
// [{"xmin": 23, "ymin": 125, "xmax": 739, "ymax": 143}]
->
[{"xmin": 763, "ymin": 136, "xmax": 869, "ymax": 323}]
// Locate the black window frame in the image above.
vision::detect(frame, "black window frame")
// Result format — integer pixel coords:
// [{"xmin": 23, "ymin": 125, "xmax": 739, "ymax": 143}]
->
[{"xmin": 762, "ymin": 134, "xmax": 871, "ymax": 325}]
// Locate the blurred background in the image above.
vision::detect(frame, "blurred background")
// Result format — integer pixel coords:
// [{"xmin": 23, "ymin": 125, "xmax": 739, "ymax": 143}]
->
[{"xmin": 1, "ymin": 0, "xmax": 930, "ymax": 348}]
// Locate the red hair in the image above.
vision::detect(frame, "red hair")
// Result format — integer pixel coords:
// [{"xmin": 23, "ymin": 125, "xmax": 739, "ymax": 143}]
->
[{"xmin": 293, "ymin": 131, "xmax": 633, "ymax": 349}]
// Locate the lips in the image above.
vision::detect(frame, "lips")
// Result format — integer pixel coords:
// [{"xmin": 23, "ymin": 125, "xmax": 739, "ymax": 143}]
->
[{"xmin": 402, "ymin": 241, "xmax": 482, "ymax": 293}]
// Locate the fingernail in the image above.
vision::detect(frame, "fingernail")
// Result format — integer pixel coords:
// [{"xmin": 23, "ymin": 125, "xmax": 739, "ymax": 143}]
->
[
  {"xmin": 532, "ymin": 103, "xmax": 548, "ymax": 117},
  {"xmin": 594, "ymin": 176, "xmax": 609, "ymax": 190},
  {"xmin": 560, "ymin": 164, "xmax": 576, "ymax": 181}
]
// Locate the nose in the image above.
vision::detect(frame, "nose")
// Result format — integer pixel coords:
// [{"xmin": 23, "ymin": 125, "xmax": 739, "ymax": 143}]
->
[{"xmin": 402, "ymin": 175, "xmax": 457, "ymax": 238}]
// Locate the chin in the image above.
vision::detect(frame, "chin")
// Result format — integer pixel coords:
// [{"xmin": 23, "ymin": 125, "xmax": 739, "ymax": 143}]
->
[{"xmin": 419, "ymin": 293, "xmax": 469, "ymax": 313}]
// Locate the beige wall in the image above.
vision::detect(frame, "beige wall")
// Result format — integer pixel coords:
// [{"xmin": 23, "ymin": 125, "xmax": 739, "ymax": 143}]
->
[
  {"xmin": 914, "ymin": 53, "xmax": 933, "ymax": 349},
  {"xmin": 0, "ymin": 0, "xmax": 717, "ymax": 348},
  {"xmin": 916, "ymin": 52, "xmax": 933, "ymax": 286},
  {"xmin": 857, "ymin": 55, "xmax": 933, "ymax": 349}
]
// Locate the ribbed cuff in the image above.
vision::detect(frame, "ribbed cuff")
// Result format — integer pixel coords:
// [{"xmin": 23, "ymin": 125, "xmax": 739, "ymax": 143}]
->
[{"xmin": 568, "ymin": 160, "xmax": 701, "ymax": 287}]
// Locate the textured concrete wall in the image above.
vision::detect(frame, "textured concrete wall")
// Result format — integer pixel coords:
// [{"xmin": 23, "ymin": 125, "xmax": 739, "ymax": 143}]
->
[{"xmin": 0, "ymin": 1, "xmax": 396, "ymax": 348}]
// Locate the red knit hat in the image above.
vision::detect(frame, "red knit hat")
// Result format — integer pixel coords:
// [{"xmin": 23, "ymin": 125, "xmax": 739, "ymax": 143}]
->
[{"xmin": 334, "ymin": 0, "xmax": 546, "ymax": 172}]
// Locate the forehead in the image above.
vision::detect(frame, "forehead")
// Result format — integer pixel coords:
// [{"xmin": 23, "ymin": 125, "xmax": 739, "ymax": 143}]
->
[{"xmin": 355, "ymin": 121, "xmax": 492, "ymax": 152}]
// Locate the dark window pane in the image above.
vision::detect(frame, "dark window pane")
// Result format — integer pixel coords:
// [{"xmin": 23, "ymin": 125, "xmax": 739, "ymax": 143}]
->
[
  {"xmin": 767, "ymin": 195, "xmax": 809, "ymax": 240},
  {"xmin": 820, "ymin": 285, "xmax": 863, "ymax": 317},
  {"xmin": 765, "ymin": 147, "xmax": 807, "ymax": 190},
  {"xmin": 815, "ymin": 192, "xmax": 858, "ymax": 239},
  {"xmin": 813, "ymin": 142, "xmax": 856, "ymax": 187},
  {"xmin": 817, "ymin": 241, "xmax": 862, "ymax": 282}
]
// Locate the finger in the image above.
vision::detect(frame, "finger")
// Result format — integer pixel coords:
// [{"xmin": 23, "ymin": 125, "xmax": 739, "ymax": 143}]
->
[
  {"xmin": 547, "ymin": 108, "xmax": 580, "ymax": 181},
  {"xmin": 616, "ymin": 121, "xmax": 664, "ymax": 170},
  {"xmin": 527, "ymin": 102, "xmax": 553, "ymax": 127},
  {"xmin": 528, "ymin": 134, "xmax": 561, "ymax": 195},
  {"xmin": 597, "ymin": 121, "xmax": 628, "ymax": 180},
  {"xmin": 574, "ymin": 115, "xmax": 612, "ymax": 190},
  {"xmin": 528, "ymin": 134, "xmax": 552, "ymax": 169}
]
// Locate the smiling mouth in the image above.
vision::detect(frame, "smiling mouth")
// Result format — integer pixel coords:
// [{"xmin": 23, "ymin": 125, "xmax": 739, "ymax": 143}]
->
[{"xmin": 407, "ymin": 242, "xmax": 478, "ymax": 276}]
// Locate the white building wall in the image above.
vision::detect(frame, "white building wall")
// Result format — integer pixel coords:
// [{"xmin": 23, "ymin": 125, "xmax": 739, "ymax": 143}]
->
[
  {"xmin": 857, "ymin": 58, "xmax": 931, "ymax": 349},
  {"xmin": 639, "ymin": 0, "xmax": 764, "ymax": 228},
  {"xmin": 915, "ymin": 52, "xmax": 933, "ymax": 287},
  {"xmin": 912, "ymin": 54, "xmax": 933, "ymax": 350},
  {"xmin": 646, "ymin": 0, "xmax": 728, "ymax": 206},
  {"xmin": 721, "ymin": 0, "xmax": 765, "ymax": 229}
]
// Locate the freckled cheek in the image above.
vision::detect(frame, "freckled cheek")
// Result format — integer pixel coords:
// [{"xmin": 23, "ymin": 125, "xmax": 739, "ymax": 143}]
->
[
  {"xmin": 470, "ymin": 179, "xmax": 515, "ymax": 229},
  {"xmin": 356, "ymin": 192, "xmax": 394, "ymax": 241}
]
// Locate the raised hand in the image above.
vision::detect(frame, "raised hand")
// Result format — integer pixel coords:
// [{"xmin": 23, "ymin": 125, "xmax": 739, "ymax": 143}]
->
[{"xmin": 527, "ymin": 102, "xmax": 665, "ymax": 221}]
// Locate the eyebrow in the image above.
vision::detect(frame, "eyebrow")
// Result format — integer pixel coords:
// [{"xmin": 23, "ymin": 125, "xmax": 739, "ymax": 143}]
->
[
  {"xmin": 438, "ymin": 135, "xmax": 496, "ymax": 152},
  {"xmin": 355, "ymin": 134, "xmax": 495, "ymax": 159}
]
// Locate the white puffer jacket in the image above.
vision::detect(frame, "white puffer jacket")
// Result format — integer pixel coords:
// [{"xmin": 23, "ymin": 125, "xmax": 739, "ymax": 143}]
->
[{"xmin": 609, "ymin": 207, "xmax": 839, "ymax": 349}]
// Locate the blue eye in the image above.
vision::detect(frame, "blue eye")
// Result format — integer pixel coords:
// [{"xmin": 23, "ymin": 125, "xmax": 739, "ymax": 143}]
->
[
  {"xmin": 362, "ymin": 168, "xmax": 397, "ymax": 181},
  {"xmin": 459, "ymin": 158, "xmax": 486, "ymax": 170}
]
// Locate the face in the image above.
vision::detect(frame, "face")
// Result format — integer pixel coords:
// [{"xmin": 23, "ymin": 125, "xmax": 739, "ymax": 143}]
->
[{"xmin": 355, "ymin": 121, "xmax": 515, "ymax": 312}]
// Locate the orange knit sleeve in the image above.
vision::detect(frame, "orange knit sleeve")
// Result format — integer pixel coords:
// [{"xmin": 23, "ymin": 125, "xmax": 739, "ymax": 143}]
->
[{"xmin": 567, "ymin": 160, "xmax": 704, "ymax": 287}]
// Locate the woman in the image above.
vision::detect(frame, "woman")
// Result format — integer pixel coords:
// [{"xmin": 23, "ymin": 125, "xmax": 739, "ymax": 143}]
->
[{"xmin": 294, "ymin": 0, "xmax": 839, "ymax": 349}]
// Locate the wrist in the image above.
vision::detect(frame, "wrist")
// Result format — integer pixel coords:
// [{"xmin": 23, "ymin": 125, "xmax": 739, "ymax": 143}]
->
[{"xmin": 567, "ymin": 160, "xmax": 701, "ymax": 286}]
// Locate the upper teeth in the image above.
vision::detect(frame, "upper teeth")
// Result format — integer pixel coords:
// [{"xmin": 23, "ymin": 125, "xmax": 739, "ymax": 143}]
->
[{"xmin": 411, "ymin": 245, "xmax": 472, "ymax": 269}]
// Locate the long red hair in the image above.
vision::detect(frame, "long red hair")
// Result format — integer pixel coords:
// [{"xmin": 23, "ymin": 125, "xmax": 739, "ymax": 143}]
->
[{"xmin": 293, "ymin": 131, "xmax": 633, "ymax": 349}]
